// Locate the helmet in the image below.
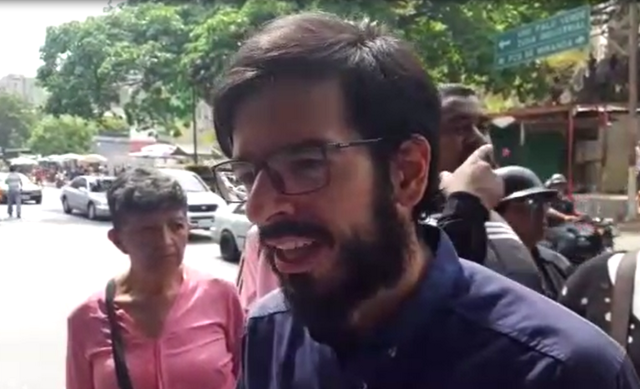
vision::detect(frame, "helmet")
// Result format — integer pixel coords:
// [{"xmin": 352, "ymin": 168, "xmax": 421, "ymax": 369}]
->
[
  {"xmin": 545, "ymin": 173, "xmax": 567, "ymax": 187},
  {"xmin": 495, "ymin": 166, "xmax": 558, "ymax": 204}
]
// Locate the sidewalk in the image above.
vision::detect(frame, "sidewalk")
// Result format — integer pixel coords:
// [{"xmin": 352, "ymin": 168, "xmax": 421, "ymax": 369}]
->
[{"xmin": 619, "ymin": 219, "xmax": 640, "ymax": 233}]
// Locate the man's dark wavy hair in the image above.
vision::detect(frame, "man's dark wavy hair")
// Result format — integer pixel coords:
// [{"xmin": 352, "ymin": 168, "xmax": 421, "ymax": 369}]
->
[{"xmin": 213, "ymin": 12, "xmax": 442, "ymax": 220}]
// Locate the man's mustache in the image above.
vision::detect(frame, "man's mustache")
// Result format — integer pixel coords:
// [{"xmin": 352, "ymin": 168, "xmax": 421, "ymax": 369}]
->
[{"xmin": 259, "ymin": 220, "xmax": 334, "ymax": 245}]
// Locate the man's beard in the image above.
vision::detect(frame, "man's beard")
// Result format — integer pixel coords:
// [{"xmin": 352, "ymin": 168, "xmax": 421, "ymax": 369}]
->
[{"xmin": 260, "ymin": 181, "xmax": 411, "ymax": 346}]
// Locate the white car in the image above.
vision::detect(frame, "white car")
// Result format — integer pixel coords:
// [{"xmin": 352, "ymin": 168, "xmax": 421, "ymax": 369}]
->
[
  {"xmin": 159, "ymin": 168, "xmax": 227, "ymax": 231},
  {"xmin": 211, "ymin": 202, "xmax": 252, "ymax": 262}
]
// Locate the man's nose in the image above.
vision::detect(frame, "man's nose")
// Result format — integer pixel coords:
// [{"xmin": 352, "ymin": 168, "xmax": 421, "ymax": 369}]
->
[{"xmin": 245, "ymin": 170, "xmax": 295, "ymax": 225}]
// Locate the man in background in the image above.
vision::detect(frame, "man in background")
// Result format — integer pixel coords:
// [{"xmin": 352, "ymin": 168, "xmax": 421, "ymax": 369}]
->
[
  {"xmin": 439, "ymin": 84, "xmax": 546, "ymax": 294},
  {"xmin": 5, "ymin": 165, "xmax": 22, "ymax": 219}
]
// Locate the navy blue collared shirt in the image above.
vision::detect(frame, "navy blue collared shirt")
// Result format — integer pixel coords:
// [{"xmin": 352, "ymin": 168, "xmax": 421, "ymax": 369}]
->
[{"xmin": 238, "ymin": 227, "xmax": 640, "ymax": 389}]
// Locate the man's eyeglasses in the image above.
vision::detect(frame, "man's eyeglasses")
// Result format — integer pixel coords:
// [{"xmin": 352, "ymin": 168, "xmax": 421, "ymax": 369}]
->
[
  {"xmin": 212, "ymin": 138, "xmax": 382, "ymax": 203},
  {"xmin": 515, "ymin": 197, "xmax": 550, "ymax": 214}
]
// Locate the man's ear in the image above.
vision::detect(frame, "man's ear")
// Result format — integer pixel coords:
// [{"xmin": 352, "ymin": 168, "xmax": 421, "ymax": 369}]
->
[
  {"xmin": 390, "ymin": 135, "xmax": 431, "ymax": 208},
  {"xmin": 108, "ymin": 228, "xmax": 128, "ymax": 254}
]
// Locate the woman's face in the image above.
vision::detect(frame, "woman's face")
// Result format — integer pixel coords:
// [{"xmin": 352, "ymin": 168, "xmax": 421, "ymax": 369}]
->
[{"xmin": 108, "ymin": 208, "xmax": 189, "ymax": 274}]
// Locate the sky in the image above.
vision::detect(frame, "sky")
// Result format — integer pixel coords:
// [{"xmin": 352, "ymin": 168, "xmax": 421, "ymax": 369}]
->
[{"xmin": 0, "ymin": 3, "xmax": 111, "ymax": 77}]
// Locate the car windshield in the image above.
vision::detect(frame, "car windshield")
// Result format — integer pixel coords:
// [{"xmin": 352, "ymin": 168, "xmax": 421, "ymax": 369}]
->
[
  {"xmin": 90, "ymin": 178, "xmax": 114, "ymax": 192},
  {"xmin": 165, "ymin": 171, "xmax": 209, "ymax": 192}
]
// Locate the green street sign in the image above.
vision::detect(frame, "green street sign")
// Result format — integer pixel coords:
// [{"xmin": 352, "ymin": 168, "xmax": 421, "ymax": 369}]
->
[{"xmin": 494, "ymin": 5, "xmax": 591, "ymax": 69}]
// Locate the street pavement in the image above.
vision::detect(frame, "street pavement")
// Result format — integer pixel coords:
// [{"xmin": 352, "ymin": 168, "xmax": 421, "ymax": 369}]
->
[
  {"xmin": 0, "ymin": 187, "xmax": 237, "ymax": 389},
  {"xmin": 0, "ymin": 187, "xmax": 639, "ymax": 389},
  {"xmin": 615, "ymin": 232, "xmax": 640, "ymax": 251}
]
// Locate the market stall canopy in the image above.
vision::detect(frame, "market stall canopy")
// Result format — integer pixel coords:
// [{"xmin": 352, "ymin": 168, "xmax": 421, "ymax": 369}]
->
[
  {"xmin": 81, "ymin": 154, "xmax": 108, "ymax": 163},
  {"xmin": 9, "ymin": 157, "xmax": 38, "ymax": 166}
]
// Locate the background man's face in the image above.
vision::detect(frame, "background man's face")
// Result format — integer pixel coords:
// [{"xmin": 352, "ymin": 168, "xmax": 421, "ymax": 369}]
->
[{"xmin": 439, "ymin": 95, "xmax": 491, "ymax": 172}]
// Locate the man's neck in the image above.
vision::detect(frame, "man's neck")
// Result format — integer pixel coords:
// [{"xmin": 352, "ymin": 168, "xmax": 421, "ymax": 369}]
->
[
  {"xmin": 348, "ymin": 238, "xmax": 429, "ymax": 334},
  {"xmin": 120, "ymin": 265, "xmax": 184, "ymax": 299}
]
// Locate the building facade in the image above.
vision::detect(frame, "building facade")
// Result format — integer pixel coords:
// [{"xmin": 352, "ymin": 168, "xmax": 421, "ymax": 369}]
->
[{"xmin": 0, "ymin": 74, "xmax": 48, "ymax": 106}]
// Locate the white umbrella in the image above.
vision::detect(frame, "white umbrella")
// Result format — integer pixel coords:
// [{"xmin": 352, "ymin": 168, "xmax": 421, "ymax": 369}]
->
[
  {"xmin": 9, "ymin": 157, "xmax": 38, "ymax": 166},
  {"xmin": 58, "ymin": 153, "xmax": 84, "ymax": 161},
  {"xmin": 82, "ymin": 154, "xmax": 108, "ymax": 163}
]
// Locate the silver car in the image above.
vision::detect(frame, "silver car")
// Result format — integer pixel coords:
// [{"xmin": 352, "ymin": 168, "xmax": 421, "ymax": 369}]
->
[{"xmin": 61, "ymin": 176, "xmax": 114, "ymax": 220}]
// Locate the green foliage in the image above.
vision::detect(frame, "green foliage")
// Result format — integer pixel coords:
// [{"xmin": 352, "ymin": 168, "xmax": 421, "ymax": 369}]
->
[
  {"xmin": 37, "ymin": 4, "xmax": 197, "ymax": 134},
  {"xmin": 28, "ymin": 115, "xmax": 97, "ymax": 156},
  {"xmin": 96, "ymin": 115, "xmax": 129, "ymax": 135},
  {"xmin": 0, "ymin": 92, "xmax": 37, "ymax": 150},
  {"xmin": 38, "ymin": 0, "xmax": 607, "ymax": 122}
]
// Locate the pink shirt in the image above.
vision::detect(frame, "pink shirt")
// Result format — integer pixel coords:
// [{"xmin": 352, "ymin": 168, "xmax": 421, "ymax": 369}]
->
[
  {"xmin": 237, "ymin": 225, "xmax": 279, "ymax": 311},
  {"xmin": 66, "ymin": 267, "xmax": 244, "ymax": 389}
]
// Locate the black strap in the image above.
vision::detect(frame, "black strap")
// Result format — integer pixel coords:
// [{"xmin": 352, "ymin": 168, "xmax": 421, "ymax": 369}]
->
[
  {"xmin": 105, "ymin": 279, "xmax": 134, "ymax": 389},
  {"xmin": 611, "ymin": 251, "xmax": 638, "ymax": 349}
]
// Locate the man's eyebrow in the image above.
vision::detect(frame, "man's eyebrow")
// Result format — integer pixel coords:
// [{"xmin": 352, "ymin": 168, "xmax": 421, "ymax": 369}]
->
[{"xmin": 233, "ymin": 138, "xmax": 334, "ymax": 160}]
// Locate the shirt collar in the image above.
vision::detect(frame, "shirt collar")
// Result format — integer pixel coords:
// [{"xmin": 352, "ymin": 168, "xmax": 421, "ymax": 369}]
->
[{"xmin": 359, "ymin": 225, "xmax": 464, "ymax": 351}]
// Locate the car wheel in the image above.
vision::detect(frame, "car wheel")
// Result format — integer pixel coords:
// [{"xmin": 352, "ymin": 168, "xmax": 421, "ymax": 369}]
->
[
  {"xmin": 62, "ymin": 197, "xmax": 72, "ymax": 214},
  {"xmin": 34, "ymin": 197, "xmax": 42, "ymax": 205},
  {"xmin": 220, "ymin": 230, "xmax": 240, "ymax": 263},
  {"xmin": 87, "ymin": 202, "xmax": 97, "ymax": 220}
]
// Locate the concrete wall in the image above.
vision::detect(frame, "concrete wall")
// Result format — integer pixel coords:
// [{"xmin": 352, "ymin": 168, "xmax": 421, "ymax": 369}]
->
[{"xmin": 601, "ymin": 114, "xmax": 638, "ymax": 193}]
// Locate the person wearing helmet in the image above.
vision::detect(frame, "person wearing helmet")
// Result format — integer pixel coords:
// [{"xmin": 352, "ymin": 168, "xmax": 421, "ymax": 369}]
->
[
  {"xmin": 545, "ymin": 173, "xmax": 581, "ymax": 224},
  {"xmin": 495, "ymin": 166, "xmax": 573, "ymax": 300}
]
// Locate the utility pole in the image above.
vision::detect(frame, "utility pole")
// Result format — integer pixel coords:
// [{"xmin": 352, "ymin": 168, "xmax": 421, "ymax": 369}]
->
[
  {"xmin": 192, "ymin": 86, "xmax": 199, "ymax": 165},
  {"xmin": 627, "ymin": 0, "xmax": 638, "ymax": 220}
]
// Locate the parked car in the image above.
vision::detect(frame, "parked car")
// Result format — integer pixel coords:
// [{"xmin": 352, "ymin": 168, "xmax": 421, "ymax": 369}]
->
[
  {"xmin": 211, "ymin": 202, "xmax": 252, "ymax": 262},
  {"xmin": 60, "ymin": 176, "xmax": 115, "ymax": 219},
  {"xmin": 159, "ymin": 168, "xmax": 227, "ymax": 231},
  {"xmin": 0, "ymin": 172, "xmax": 43, "ymax": 204}
]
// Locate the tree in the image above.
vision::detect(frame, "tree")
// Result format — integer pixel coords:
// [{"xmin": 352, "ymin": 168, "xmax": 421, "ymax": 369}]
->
[
  {"xmin": 182, "ymin": 0, "xmax": 604, "ymax": 105},
  {"xmin": 37, "ymin": 4, "xmax": 197, "ymax": 134},
  {"xmin": 96, "ymin": 115, "xmax": 130, "ymax": 135},
  {"xmin": 28, "ymin": 115, "xmax": 97, "ymax": 156},
  {"xmin": 0, "ymin": 92, "xmax": 36, "ymax": 151},
  {"xmin": 39, "ymin": 0, "xmax": 609, "ymax": 128}
]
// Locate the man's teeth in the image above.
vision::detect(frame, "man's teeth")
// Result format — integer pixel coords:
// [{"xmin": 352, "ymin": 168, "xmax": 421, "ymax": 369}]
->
[{"xmin": 273, "ymin": 240, "xmax": 315, "ymax": 250}]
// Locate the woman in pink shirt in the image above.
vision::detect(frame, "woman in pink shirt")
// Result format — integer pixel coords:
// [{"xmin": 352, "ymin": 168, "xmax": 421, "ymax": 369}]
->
[
  {"xmin": 66, "ymin": 167, "xmax": 244, "ymax": 389},
  {"xmin": 237, "ymin": 225, "xmax": 279, "ymax": 311}
]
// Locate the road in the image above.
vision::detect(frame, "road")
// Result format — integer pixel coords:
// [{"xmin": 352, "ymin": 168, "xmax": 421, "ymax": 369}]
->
[
  {"xmin": 0, "ymin": 187, "xmax": 238, "ymax": 389},
  {"xmin": 0, "ymin": 187, "xmax": 639, "ymax": 389}
]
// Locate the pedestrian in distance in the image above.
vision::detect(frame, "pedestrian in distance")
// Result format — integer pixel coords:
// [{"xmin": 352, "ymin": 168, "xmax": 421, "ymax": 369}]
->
[
  {"xmin": 5, "ymin": 165, "xmax": 22, "ymax": 219},
  {"xmin": 66, "ymin": 167, "xmax": 243, "ymax": 389},
  {"xmin": 213, "ymin": 12, "xmax": 640, "ymax": 389}
]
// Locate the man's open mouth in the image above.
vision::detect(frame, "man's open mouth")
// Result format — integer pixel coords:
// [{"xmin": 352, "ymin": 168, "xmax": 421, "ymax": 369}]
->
[{"xmin": 265, "ymin": 237, "xmax": 325, "ymax": 273}]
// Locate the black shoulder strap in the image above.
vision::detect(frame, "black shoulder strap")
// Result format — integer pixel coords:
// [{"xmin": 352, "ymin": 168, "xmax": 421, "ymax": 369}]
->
[
  {"xmin": 105, "ymin": 279, "xmax": 135, "ymax": 389},
  {"xmin": 611, "ymin": 251, "xmax": 638, "ymax": 349}
]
